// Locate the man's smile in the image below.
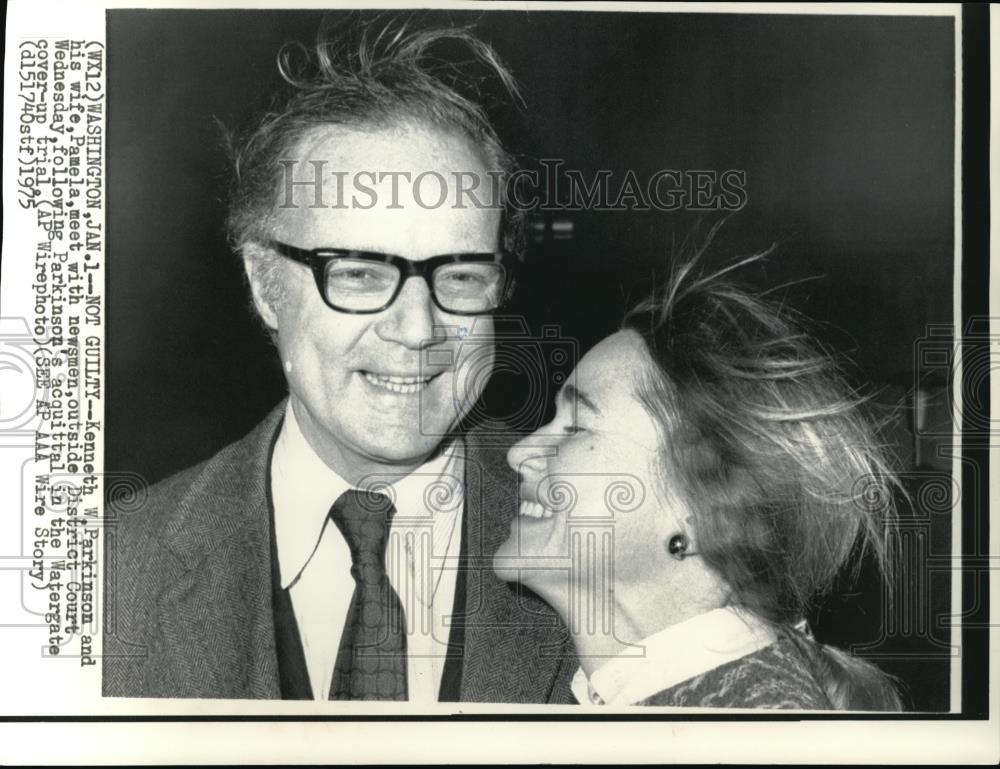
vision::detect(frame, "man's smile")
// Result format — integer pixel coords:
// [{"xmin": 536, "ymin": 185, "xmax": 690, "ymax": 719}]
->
[{"xmin": 360, "ymin": 370, "xmax": 440, "ymax": 395}]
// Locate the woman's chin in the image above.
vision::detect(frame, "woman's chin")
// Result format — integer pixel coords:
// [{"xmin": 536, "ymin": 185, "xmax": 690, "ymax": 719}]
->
[
  {"xmin": 491, "ymin": 535, "xmax": 526, "ymax": 583},
  {"xmin": 494, "ymin": 510, "xmax": 545, "ymax": 580},
  {"xmin": 492, "ymin": 537, "xmax": 570, "ymax": 607}
]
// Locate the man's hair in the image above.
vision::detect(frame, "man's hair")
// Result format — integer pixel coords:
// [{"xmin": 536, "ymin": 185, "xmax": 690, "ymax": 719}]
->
[
  {"xmin": 622, "ymin": 225, "xmax": 904, "ymax": 710},
  {"xmin": 224, "ymin": 15, "xmax": 523, "ymax": 311}
]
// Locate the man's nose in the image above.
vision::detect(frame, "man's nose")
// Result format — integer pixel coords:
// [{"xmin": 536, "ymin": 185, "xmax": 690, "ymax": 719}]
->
[{"xmin": 375, "ymin": 275, "xmax": 437, "ymax": 348}]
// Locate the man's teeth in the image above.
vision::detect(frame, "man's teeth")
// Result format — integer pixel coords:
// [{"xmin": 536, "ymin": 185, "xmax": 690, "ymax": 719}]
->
[
  {"xmin": 363, "ymin": 372, "xmax": 432, "ymax": 394},
  {"xmin": 518, "ymin": 500, "xmax": 553, "ymax": 519}
]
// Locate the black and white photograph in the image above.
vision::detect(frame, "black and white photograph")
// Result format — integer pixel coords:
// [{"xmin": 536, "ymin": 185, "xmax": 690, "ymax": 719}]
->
[{"xmin": 0, "ymin": 0, "xmax": 994, "ymax": 764}]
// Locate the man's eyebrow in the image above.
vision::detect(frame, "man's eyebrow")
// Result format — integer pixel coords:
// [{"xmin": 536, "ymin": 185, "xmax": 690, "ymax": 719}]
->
[{"xmin": 559, "ymin": 383, "xmax": 601, "ymax": 415}]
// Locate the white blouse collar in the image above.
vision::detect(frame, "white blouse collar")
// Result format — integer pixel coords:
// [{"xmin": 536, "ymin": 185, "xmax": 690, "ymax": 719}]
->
[{"xmin": 572, "ymin": 606, "xmax": 777, "ymax": 706}]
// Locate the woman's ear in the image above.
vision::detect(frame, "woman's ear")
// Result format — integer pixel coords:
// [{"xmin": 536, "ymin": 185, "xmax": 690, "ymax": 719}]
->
[{"xmin": 241, "ymin": 244, "xmax": 281, "ymax": 331}]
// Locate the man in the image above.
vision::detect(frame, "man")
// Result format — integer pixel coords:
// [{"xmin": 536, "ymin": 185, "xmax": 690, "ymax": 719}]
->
[{"xmin": 103, "ymin": 19, "xmax": 576, "ymax": 703}]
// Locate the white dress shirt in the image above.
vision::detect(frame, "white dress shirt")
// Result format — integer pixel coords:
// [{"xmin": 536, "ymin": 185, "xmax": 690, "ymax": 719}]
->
[
  {"xmin": 571, "ymin": 606, "xmax": 778, "ymax": 706},
  {"xmin": 271, "ymin": 402, "xmax": 465, "ymax": 702}
]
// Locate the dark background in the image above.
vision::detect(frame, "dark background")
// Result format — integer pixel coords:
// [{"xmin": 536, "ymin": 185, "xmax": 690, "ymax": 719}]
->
[{"xmin": 106, "ymin": 9, "xmax": 956, "ymax": 711}]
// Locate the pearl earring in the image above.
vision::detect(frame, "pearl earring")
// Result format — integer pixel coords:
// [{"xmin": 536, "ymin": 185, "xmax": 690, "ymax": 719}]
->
[
  {"xmin": 667, "ymin": 533, "xmax": 698, "ymax": 560},
  {"xmin": 283, "ymin": 360, "xmax": 293, "ymax": 373}
]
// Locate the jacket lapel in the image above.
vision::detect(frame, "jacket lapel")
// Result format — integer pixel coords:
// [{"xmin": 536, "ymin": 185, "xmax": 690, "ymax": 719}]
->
[{"xmin": 151, "ymin": 405, "xmax": 285, "ymax": 699}]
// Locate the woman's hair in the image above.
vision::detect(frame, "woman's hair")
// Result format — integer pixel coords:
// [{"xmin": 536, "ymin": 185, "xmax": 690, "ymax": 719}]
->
[{"xmin": 622, "ymin": 224, "xmax": 903, "ymax": 710}]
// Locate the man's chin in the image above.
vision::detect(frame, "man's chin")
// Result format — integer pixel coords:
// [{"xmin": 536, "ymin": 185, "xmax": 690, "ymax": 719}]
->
[
  {"xmin": 354, "ymin": 428, "xmax": 454, "ymax": 466},
  {"xmin": 415, "ymin": 409, "xmax": 466, "ymax": 442}
]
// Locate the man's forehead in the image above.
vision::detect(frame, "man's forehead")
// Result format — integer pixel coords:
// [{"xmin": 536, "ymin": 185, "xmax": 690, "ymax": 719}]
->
[
  {"xmin": 290, "ymin": 121, "xmax": 492, "ymax": 174},
  {"xmin": 272, "ymin": 121, "xmax": 502, "ymax": 256}
]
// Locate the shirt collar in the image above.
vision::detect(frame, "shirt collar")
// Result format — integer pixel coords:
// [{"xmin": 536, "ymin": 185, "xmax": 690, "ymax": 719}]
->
[
  {"xmin": 271, "ymin": 401, "xmax": 464, "ymax": 592},
  {"xmin": 383, "ymin": 443, "xmax": 464, "ymax": 608},
  {"xmin": 571, "ymin": 606, "xmax": 777, "ymax": 706},
  {"xmin": 271, "ymin": 402, "xmax": 350, "ymax": 590}
]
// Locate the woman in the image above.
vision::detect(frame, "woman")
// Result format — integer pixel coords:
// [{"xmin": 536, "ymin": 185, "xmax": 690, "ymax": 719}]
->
[{"xmin": 493, "ymin": 244, "xmax": 903, "ymax": 710}]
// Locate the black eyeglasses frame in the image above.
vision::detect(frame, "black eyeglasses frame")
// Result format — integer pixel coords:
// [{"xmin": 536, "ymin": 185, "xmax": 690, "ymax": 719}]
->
[{"xmin": 268, "ymin": 240, "xmax": 516, "ymax": 315}]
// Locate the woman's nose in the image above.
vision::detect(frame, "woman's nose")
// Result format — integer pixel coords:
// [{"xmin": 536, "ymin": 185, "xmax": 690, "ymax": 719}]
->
[{"xmin": 506, "ymin": 430, "xmax": 557, "ymax": 476}]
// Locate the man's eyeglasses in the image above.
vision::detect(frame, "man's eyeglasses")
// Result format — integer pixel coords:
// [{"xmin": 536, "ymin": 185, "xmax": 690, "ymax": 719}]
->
[{"xmin": 268, "ymin": 240, "xmax": 515, "ymax": 315}]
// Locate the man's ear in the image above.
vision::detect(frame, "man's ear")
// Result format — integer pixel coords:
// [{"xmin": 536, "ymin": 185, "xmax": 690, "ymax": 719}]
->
[{"xmin": 241, "ymin": 243, "xmax": 281, "ymax": 331}]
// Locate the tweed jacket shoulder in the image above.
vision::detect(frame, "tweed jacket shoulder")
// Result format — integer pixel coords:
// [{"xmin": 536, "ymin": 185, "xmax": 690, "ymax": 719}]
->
[{"xmin": 102, "ymin": 403, "xmax": 577, "ymax": 702}]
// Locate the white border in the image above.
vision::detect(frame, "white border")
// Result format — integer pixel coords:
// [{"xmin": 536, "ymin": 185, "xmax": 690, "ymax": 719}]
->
[
  {"xmin": 950, "ymin": 3, "xmax": 964, "ymax": 715},
  {"xmin": 1, "ymin": 0, "xmax": 994, "ymax": 763}
]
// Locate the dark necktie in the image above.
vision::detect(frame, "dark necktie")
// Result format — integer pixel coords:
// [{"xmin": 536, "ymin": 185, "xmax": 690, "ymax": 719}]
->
[{"xmin": 328, "ymin": 489, "xmax": 408, "ymax": 700}]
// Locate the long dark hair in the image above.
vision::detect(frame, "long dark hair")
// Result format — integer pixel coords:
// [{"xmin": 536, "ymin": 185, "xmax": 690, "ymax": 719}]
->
[{"xmin": 623, "ymin": 225, "xmax": 903, "ymax": 710}]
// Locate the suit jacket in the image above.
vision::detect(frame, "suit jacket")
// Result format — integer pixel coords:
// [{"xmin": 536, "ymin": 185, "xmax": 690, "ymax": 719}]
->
[{"xmin": 103, "ymin": 402, "xmax": 577, "ymax": 702}]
